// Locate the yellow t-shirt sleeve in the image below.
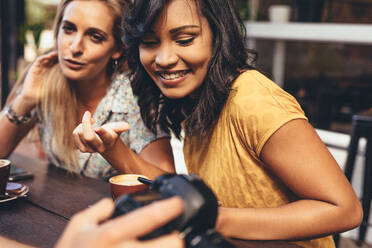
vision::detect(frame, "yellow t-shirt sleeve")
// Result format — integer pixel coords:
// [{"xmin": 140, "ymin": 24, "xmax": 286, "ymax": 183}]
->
[{"xmin": 229, "ymin": 70, "xmax": 308, "ymax": 157}]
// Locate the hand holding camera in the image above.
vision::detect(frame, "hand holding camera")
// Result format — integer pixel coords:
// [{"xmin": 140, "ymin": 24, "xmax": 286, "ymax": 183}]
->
[{"xmin": 111, "ymin": 174, "xmax": 236, "ymax": 248}]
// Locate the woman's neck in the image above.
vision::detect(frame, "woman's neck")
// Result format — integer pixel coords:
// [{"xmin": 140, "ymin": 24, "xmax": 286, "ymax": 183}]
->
[{"xmin": 75, "ymin": 73, "xmax": 111, "ymax": 114}]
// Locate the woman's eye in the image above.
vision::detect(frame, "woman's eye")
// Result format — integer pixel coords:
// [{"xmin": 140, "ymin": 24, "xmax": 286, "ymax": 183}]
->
[
  {"xmin": 177, "ymin": 37, "xmax": 195, "ymax": 46},
  {"xmin": 90, "ymin": 33, "xmax": 105, "ymax": 43},
  {"xmin": 62, "ymin": 25, "xmax": 74, "ymax": 34}
]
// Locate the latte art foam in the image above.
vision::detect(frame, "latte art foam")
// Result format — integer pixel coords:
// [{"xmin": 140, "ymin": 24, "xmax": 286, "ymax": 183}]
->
[{"xmin": 115, "ymin": 180, "xmax": 142, "ymax": 186}]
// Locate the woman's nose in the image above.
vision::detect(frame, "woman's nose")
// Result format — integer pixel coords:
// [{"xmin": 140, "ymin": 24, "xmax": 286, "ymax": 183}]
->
[
  {"xmin": 155, "ymin": 44, "xmax": 178, "ymax": 68},
  {"xmin": 70, "ymin": 35, "xmax": 83, "ymax": 56}
]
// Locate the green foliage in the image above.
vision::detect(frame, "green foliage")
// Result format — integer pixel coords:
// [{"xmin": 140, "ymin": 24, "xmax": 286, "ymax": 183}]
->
[
  {"xmin": 18, "ymin": 0, "xmax": 56, "ymax": 47},
  {"xmin": 29, "ymin": 22, "xmax": 45, "ymax": 47},
  {"xmin": 235, "ymin": 0, "xmax": 250, "ymax": 20}
]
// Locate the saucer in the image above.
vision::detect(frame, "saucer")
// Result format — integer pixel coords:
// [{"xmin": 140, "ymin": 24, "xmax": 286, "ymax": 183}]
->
[{"xmin": 0, "ymin": 182, "xmax": 29, "ymax": 203}]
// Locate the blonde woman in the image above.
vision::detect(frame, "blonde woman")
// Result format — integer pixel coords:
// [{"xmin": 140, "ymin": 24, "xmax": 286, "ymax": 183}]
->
[{"xmin": 0, "ymin": 0, "xmax": 175, "ymax": 180}]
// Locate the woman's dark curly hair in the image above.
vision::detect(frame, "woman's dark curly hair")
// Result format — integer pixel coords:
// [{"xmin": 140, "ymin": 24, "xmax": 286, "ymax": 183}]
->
[{"xmin": 122, "ymin": 0, "xmax": 256, "ymax": 139}]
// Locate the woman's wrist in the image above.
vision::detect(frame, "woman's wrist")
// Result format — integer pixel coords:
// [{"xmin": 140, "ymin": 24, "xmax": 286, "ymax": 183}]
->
[
  {"xmin": 12, "ymin": 94, "xmax": 37, "ymax": 115},
  {"xmin": 4, "ymin": 95, "xmax": 37, "ymax": 125},
  {"xmin": 5, "ymin": 103, "xmax": 36, "ymax": 125},
  {"xmin": 215, "ymin": 207, "xmax": 229, "ymax": 234}
]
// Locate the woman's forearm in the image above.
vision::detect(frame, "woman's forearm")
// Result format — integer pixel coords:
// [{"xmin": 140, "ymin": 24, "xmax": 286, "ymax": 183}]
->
[
  {"xmin": 216, "ymin": 199, "xmax": 362, "ymax": 241},
  {"xmin": 0, "ymin": 236, "xmax": 34, "ymax": 248},
  {"xmin": 102, "ymin": 139, "xmax": 174, "ymax": 180},
  {"xmin": 0, "ymin": 95, "xmax": 36, "ymax": 158}
]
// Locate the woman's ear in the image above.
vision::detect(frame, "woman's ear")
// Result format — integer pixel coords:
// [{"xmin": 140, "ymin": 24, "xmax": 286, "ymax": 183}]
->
[{"xmin": 112, "ymin": 48, "xmax": 124, "ymax": 60}]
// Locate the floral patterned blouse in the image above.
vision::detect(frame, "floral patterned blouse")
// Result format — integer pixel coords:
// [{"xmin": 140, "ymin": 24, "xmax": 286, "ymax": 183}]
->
[{"xmin": 38, "ymin": 72, "xmax": 170, "ymax": 181}]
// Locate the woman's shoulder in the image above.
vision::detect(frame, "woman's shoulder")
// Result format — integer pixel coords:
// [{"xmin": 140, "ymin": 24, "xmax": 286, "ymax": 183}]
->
[
  {"xmin": 228, "ymin": 70, "xmax": 305, "ymax": 116},
  {"xmin": 109, "ymin": 71, "xmax": 134, "ymax": 96},
  {"xmin": 108, "ymin": 71, "xmax": 139, "ymax": 113},
  {"xmin": 231, "ymin": 70, "xmax": 296, "ymax": 102},
  {"xmin": 232, "ymin": 70, "xmax": 278, "ymax": 91}
]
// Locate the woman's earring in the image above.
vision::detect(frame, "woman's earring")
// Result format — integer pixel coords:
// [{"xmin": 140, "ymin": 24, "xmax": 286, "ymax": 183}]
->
[{"xmin": 113, "ymin": 59, "xmax": 119, "ymax": 72}]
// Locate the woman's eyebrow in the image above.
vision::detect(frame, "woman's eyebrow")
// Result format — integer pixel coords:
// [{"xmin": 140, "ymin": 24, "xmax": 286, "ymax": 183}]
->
[
  {"xmin": 169, "ymin": 25, "xmax": 200, "ymax": 34},
  {"xmin": 62, "ymin": 20, "xmax": 108, "ymax": 37},
  {"xmin": 62, "ymin": 20, "xmax": 74, "ymax": 26},
  {"xmin": 87, "ymin": 27, "xmax": 108, "ymax": 37}
]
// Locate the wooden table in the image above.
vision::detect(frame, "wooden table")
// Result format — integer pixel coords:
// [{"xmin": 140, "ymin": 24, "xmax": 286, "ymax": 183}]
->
[
  {"xmin": 0, "ymin": 153, "xmax": 300, "ymax": 248},
  {"xmin": 0, "ymin": 153, "xmax": 109, "ymax": 248}
]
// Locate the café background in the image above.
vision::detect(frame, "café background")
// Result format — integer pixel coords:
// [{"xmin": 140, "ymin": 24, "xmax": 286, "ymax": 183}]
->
[{"xmin": 1, "ymin": 0, "xmax": 372, "ymax": 246}]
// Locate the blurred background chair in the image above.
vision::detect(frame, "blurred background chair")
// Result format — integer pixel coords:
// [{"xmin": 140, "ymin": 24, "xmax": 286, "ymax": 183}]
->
[{"xmin": 344, "ymin": 109, "xmax": 372, "ymax": 246}]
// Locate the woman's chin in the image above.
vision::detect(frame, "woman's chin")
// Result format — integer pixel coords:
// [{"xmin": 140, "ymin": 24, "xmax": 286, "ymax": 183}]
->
[
  {"xmin": 61, "ymin": 70, "xmax": 88, "ymax": 81},
  {"xmin": 162, "ymin": 91, "xmax": 187, "ymax": 99},
  {"xmin": 159, "ymin": 86, "xmax": 194, "ymax": 99}
]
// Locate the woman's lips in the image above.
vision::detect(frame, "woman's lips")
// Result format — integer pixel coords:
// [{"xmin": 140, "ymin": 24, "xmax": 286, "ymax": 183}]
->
[
  {"xmin": 64, "ymin": 59, "xmax": 86, "ymax": 70},
  {"xmin": 156, "ymin": 70, "xmax": 190, "ymax": 87}
]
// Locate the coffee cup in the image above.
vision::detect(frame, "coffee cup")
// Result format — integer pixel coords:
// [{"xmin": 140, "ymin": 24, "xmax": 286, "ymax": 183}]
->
[
  {"xmin": 109, "ymin": 174, "xmax": 150, "ymax": 200},
  {"xmin": 0, "ymin": 159, "xmax": 11, "ymax": 195}
]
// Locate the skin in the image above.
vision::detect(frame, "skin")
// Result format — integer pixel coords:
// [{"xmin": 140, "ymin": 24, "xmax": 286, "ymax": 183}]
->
[
  {"xmin": 0, "ymin": 1, "xmax": 175, "ymax": 179},
  {"xmin": 138, "ymin": 0, "xmax": 213, "ymax": 99},
  {"xmin": 0, "ymin": 237, "xmax": 33, "ymax": 248},
  {"xmin": 0, "ymin": 52, "xmax": 57, "ymax": 155},
  {"xmin": 75, "ymin": 0, "xmax": 362, "ymax": 240},
  {"xmin": 0, "ymin": 0, "xmax": 122, "ymax": 156},
  {"xmin": 56, "ymin": 197, "xmax": 184, "ymax": 248},
  {"xmin": 73, "ymin": 111, "xmax": 175, "ymax": 179},
  {"xmin": 58, "ymin": 1, "xmax": 121, "ymax": 86},
  {"xmin": 0, "ymin": 198, "xmax": 184, "ymax": 248},
  {"xmin": 216, "ymin": 119, "xmax": 362, "ymax": 240},
  {"xmin": 144, "ymin": 0, "xmax": 360, "ymax": 240},
  {"xmin": 72, "ymin": 0, "xmax": 211, "ymax": 178}
]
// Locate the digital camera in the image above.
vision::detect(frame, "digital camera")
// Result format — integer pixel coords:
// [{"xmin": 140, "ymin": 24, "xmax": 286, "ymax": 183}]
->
[{"xmin": 111, "ymin": 174, "xmax": 236, "ymax": 248}]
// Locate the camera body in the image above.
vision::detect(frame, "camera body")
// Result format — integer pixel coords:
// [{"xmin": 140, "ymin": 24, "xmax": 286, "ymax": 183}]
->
[{"xmin": 111, "ymin": 174, "xmax": 236, "ymax": 248}]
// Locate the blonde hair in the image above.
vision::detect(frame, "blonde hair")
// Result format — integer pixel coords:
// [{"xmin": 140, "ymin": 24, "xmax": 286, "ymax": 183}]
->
[{"xmin": 8, "ymin": 0, "xmax": 129, "ymax": 171}]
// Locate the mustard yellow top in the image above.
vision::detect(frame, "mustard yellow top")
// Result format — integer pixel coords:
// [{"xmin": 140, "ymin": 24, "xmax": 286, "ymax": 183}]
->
[{"xmin": 183, "ymin": 70, "xmax": 335, "ymax": 248}]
